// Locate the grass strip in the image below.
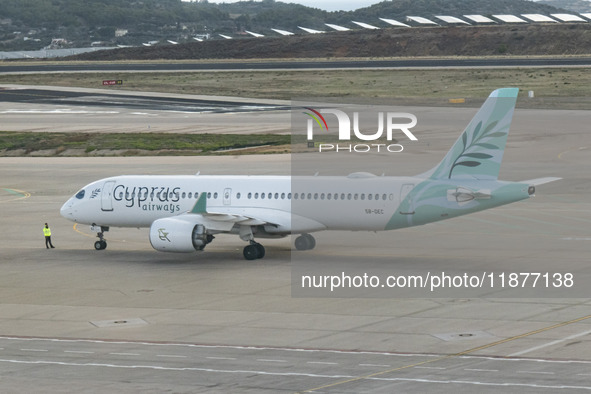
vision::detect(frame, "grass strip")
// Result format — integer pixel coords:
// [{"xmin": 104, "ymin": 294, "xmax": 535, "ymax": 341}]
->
[{"xmin": 0, "ymin": 132, "xmax": 293, "ymax": 156}]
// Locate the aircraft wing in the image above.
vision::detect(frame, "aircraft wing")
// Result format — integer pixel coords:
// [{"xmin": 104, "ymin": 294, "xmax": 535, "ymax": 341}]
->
[{"xmin": 187, "ymin": 193, "xmax": 325, "ymax": 233}]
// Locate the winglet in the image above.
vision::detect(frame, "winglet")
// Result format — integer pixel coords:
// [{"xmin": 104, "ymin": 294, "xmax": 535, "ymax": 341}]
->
[{"xmin": 190, "ymin": 192, "xmax": 207, "ymax": 214}]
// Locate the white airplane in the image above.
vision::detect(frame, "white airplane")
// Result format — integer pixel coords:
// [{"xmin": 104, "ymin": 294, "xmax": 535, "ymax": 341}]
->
[{"xmin": 61, "ymin": 88, "xmax": 559, "ymax": 260}]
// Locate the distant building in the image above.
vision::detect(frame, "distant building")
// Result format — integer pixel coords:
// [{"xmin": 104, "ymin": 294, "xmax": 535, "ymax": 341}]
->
[
  {"xmin": 45, "ymin": 38, "xmax": 70, "ymax": 49},
  {"xmin": 115, "ymin": 29, "xmax": 128, "ymax": 37}
]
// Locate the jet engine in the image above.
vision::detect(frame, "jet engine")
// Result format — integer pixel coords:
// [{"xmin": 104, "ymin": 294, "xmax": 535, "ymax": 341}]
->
[{"xmin": 149, "ymin": 217, "xmax": 212, "ymax": 253}]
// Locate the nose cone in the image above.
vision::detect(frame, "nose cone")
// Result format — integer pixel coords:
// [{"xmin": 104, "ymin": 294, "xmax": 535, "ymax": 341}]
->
[{"xmin": 60, "ymin": 198, "xmax": 76, "ymax": 221}]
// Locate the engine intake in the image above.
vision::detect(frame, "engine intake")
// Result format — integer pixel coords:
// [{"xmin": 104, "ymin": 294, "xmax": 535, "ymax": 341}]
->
[{"xmin": 149, "ymin": 217, "xmax": 212, "ymax": 253}]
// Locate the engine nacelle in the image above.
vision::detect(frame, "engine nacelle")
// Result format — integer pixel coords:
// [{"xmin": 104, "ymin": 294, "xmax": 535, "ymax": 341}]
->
[{"xmin": 149, "ymin": 217, "xmax": 210, "ymax": 253}]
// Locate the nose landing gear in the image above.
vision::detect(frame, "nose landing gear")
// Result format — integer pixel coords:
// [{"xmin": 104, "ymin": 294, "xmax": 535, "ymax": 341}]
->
[{"xmin": 91, "ymin": 224, "xmax": 109, "ymax": 250}]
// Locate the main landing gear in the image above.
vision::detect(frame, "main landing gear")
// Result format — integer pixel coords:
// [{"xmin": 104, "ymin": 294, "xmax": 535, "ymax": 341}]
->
[
  {"xmin": 243, "ymin": 241, "xmax": 265, "ymax": 260},
  {"xmin": 294, "ymin": 233, "xmax": 316, "ymax": 251},
  {"xmin": 91, "ymin": 224, "xmax": 109, "ymax": 251}
]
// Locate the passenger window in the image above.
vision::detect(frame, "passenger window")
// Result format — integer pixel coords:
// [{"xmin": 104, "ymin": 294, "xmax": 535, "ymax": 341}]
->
[
  {"xmin": 341, "ymin": 193, "xmax": 345, "ymax": 200},
  {"xmin": 314, "ymin": 193, "xmax": 318, "ymax": 200},
  {"xmin": 347, "ymin": 193, "xmax": 352, "ymax": 200},
  {"xmin": 274, "ymin": 193, "xmax": 279, "ymax": 199},
  {"xmin": 307, "ymin": 193, "xmax": 312, "ymax": 200},
  {"xmin": 327, "ymin": 193, "xmax": 331, "ymax": 200},
  {"xmin": 182, "ymin": 192, "xmax": 186, "ymax": 199},
  {"xmin": 261, "ymin": 193, "xmax": 265, "ymax": 199},
  {"xmin": 237, "ymin": 192, "xmax": 241, "ymax": 199},
  {"xmin": 214, "ymin": 192, "xmax": 218, "ymax": 199},
  {"xmin": 207, "ymin": 192, "xmax": 211, "ymax": 198},
  {"xmin": 383, "ymin": 194, "xmax": 387, "ymax": 200},
  {"xmin": 368, "ymin": 194, "xmax": 372, "ymax": 200},
  {"xmin": 361, "ymin": 194, "xmax": 365, "ymax": 200},
  {"xmin": 354, "ymin": 194, "xmax": 358, "ymax": 200},
  {"xmin": 255, "ymin": 193, "xmax": 259, "ymax": 199},
  {"xmin": 288, "ymin": 193, "xmax": 292, "ymax": 199},
  {"xmin": 294, "ymin": 193, "xmax": 298, "ymax": 200},
  {"xmin": 188, "ymin": 192, "xmax": 192, "ymax": 199},
  {"xmin": 248, "ymin": 192, "xmax": 252, "ymax": 199},
  {"xmin": 281, "ymin": 193, "xmax": 285, "ymax": 199},
  {"xmin": 321, "ymin": 193, "xmax": 325, "ymax": 200}
]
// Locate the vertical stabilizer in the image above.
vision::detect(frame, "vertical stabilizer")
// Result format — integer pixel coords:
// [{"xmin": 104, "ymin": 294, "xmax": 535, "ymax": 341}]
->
[{"xmin": 423, "ymin": 88, "xmax": 519, "ymax": 180}]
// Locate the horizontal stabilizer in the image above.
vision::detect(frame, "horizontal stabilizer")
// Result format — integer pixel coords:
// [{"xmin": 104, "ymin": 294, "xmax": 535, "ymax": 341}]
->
[{"xmin": 521, "ymin": 177, "xmax": 562, "ymax": 186}]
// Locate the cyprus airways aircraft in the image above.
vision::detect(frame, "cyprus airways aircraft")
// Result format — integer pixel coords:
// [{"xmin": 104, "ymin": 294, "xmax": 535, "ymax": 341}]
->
[{"xmin": 61, "ymin": 88, "xmax": 559, "ymax": 260}]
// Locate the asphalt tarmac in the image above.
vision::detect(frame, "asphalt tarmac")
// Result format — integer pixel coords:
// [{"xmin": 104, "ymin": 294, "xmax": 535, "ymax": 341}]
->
[
  {"xmin": 2, "ymin": 57, "xmax": 591, "ymax": 74},
  {"xmin": 0, "ymin": 87, "xmax": 590, "ymax": 392}
]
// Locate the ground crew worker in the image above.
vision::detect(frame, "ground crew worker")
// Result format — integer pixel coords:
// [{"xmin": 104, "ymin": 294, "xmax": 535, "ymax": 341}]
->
[{"xmin": 44, "ymin": 223, "xmax": 55, "ymax": 249}]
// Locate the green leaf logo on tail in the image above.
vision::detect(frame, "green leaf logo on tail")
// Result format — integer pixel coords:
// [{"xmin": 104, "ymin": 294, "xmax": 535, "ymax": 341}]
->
[{"xmin": 425, "ymin": 88, "xmax": 519, "ymax": 181}]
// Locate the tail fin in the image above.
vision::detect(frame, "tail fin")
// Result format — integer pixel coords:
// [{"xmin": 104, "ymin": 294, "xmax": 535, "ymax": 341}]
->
[{"xmin": 422, "ymin": 88, "xmax": 519, "ymax": 180}]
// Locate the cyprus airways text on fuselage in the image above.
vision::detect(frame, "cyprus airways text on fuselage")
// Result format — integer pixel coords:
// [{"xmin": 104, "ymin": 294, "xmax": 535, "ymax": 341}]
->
[{"xmin": 113, "ymin": 184, "xmax": 182, "ymax": 213}]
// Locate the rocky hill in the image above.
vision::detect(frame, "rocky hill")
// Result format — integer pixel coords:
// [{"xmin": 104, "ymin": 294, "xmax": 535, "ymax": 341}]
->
[
  {"xmin": 1, "ymin": 0, "xmax": 564, "ymax": 51},
  {"xmin": 69, "ymin": 24, "xmax": 591, "ymax": 61}
]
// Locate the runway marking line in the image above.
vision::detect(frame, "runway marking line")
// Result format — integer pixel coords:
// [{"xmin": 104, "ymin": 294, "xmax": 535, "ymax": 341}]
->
[
  {"xmin": 72, "ymin": 223, "xmax": 144, "ymax": 245},
  {"xmin": 509, "ymin": 327, "xmax": 591, "ymax": 357},
  {"xmin": 1, "ymin": 188, "xmax": 31, "ymax": 203},
  {"xmin": 73, "ymin": 223, "xmax": 96, "ymax": 239},
  {"xmin": 300, "ymin": 313, "xmax": 591, "ymax": 393},
  {"xmin": 109, "ymin": 352, "xmax": 140, "ymax": 356},
  {"xmin": 558, "ymin": 146, "xmax": 587, "ymax": 160},
  {"xmin": 517, "ymin": 370, "xmax": 555, "ymax": 375},
  {"xmin": 64, "ymin": 350, "xmax": 94, "ymax": 354},
  {"xmin": 258, "ymin": 359, "xmax": 288, "ymax": 363},
  {"xmin": 359, "ymin": 364, "xmax": 390, "ymax": 368}
]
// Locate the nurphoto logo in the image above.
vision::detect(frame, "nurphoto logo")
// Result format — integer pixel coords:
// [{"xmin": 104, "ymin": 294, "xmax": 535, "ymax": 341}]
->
[{"xmin": 304, "ymin": 107, "xmax": 418, "ymax": 153}]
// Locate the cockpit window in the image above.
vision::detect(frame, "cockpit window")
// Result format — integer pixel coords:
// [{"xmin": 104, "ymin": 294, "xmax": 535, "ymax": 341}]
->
[{"xmin": 75, "ymin": 190, "xmax": 85, "ymax": 199}]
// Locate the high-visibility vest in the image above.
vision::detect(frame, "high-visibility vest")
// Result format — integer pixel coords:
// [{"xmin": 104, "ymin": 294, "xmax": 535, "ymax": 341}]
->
[{"xmin": 43, "ymin": 227, "xmax": 51, "ymax": 237}]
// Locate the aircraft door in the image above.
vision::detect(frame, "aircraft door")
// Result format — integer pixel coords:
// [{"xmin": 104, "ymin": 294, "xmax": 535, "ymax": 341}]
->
[
  {"xmin": 101, "ymin": 180, "xmax": 116, "ymax": 211},
  {"xmin": 223, "ymin": 188, "xmax": 232, "ymax": 205},
  {"xmin": 399, "ymin": 183, "xmax": 415, "ymax": 215}
]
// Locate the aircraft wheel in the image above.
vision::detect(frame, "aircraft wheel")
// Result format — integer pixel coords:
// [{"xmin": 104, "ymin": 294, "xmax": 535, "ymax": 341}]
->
[
  {"xmin": 295, "ymin": 234, "xmax": 315, "ymax": 251},
  {"xmin": 94, "ymin": 240, "xmax": 107, "ymax": 250},
  {"xmin": 254, "ymin": 243, "xmax": 265, "ymax": 259},
  {"xmin": 303, "ymin": 234, "xmax": 316, "ymax": 250},
  {"xmin": 243, "ymin": 244, "xmax": 259, "ymax": 260}
]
